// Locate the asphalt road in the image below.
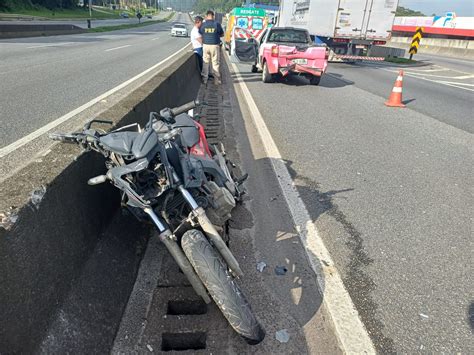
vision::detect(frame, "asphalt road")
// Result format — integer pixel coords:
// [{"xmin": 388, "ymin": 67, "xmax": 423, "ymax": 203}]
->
[
  {"xmin": 234, "ymin": 56, "xmax": 473, "ymax": 353},
  {"xmin": 0, "ymin": 12, "xmax": 191, "ymax": 149}
]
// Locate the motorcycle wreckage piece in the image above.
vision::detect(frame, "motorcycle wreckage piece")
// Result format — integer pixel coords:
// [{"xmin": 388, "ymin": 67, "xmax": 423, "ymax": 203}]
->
[{"xmin": 49, "ymin": 100, "xmax": 263, "ymax": 344}]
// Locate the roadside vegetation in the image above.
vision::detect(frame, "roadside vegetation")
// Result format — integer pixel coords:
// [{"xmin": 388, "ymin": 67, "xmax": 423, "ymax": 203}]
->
[
  {"xmin": 88, "ymin": 12, "xmax": 174, "ymax": 33},
  {"xmin": 395, "ymin": 6, "xmax": 426, "ymax": 17},
  {"xmin": 384, "ymin": 56, "xmax": 418, "ymax": 64},
  {"xmin": 0, "ymin": 0, "xmax": 156, "ymax": 20}
]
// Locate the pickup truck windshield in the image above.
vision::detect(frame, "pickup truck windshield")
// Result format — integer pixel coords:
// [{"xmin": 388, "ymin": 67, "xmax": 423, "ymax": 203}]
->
[{"xmin": 268, "ymin": 29, "xmax": 310, "ymax": 44}]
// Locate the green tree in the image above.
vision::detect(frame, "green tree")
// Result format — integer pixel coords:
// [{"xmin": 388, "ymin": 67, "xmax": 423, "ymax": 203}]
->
[{"xmin": 395, "ymin": 6, "xmax": 425, "ymax": 16}]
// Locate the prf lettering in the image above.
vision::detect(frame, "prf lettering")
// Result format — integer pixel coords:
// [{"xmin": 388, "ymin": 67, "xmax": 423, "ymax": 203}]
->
[{"xmin": 205, "ymin": 28, "xmax": 215, "ymax": 33}]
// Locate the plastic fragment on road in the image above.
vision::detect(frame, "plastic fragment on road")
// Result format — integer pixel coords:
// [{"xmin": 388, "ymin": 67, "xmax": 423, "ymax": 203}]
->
[
  {"xmin": 147, "ymin": 344, "xmax": 153, "ymax": 352},
  {"xmin": 275, "ymin": 266, "xmax": 288, "ymax": 275},
  {"xmin": 275, "ymin": 329, "xmax": 290, "ymax": 343},
  {"xmin": 30, "ymin": 185, "xmax": 47, "ymax": 209},
  {"xmin": 256, "ymin": 261, "xmax": 267, "ymax": 272},
  {"xmin": 419, "ymin": 313, "xmax": 429, "ymax": 319},
  {"xmin": 0, "ymin": 208, "xmax": 19, "ymax": 230}
]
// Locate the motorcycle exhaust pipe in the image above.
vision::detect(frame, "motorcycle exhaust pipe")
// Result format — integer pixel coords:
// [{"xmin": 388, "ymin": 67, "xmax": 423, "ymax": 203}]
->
[{"xmin": 144, "ymin": 208, "xmax": 211, "ymax": 304}]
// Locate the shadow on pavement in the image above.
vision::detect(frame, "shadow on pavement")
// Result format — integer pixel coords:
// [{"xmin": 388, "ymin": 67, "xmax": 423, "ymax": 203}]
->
[{"xmin": 230, "ymin": 69, "xmax": 354, "ymax": 88}]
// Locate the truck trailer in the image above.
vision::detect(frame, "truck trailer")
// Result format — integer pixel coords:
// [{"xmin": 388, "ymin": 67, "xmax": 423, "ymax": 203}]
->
[{"xmin": 278, "ymin": 0, "xmax": 400, "ymax": 58}]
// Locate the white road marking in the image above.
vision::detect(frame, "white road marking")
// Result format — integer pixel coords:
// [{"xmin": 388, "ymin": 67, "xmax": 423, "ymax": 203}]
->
[
  {"xmin": 451, "ymin": 74, "xmax": 474, "ymax": 80},
  {"xmin": 436, "ymin": 80, "xmax": 474, "ymax": 86},
  {"xmin": 151, "ymin": 37, "xmax": 160, "ymax": 41},
  {"xmin": 228, "ymin": 57, "xmax": 376, "ymax": 354},
  {"xmin": 440, "ymin": 82, "xmax": 474, "ymax": 92},
  {"xmin": 27, "ymin": 42, "xmax": 74, "ymax": 49},
  {"xmin": 0, "ymin": 43, "xmax": 191, "ymax": 158},
  {"xmin": 407, "ymin": 68, "xmax": 447, "ymax": 73},
  {"xmin": 383, "ymin": 68, "xmax": 474, "ymax": 91},
  {"xmin": 105, "ymin": 44, "xmax": 132, "ymax": 52}
]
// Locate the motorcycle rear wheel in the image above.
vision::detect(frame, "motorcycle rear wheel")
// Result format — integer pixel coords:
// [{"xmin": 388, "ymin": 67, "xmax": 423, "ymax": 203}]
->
[{"xmin": 181, "ymin": 229, "xmax": 265, "ymax": 345}]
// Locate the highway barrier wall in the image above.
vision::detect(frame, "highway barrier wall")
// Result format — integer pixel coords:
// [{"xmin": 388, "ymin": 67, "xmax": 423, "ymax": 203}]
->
[
  {"xmin": 0, "ymin": 50, "xmax": 201, "ymax": 353},
  {"xmin": 388, "ymin": 36, "xmax": 474, "ymax": 60},
  {"xmin": 0, "ymin": 23, "xmax": 86, "ymax": 38}
]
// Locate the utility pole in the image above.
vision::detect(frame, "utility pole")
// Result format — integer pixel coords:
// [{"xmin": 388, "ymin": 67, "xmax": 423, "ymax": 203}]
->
[{"xmin": 89, "ymin": 0, "xmax": 92, "ymax": 18}]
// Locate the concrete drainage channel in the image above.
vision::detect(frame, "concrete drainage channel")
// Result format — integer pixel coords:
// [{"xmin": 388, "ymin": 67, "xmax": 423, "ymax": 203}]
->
[
  {"xmin": 0, "ymin": 52, "xmax": 200, "ymax": 353},
  {"xmin": 111, "ymin": 82, "xmax": 237, "ymax": 354}
]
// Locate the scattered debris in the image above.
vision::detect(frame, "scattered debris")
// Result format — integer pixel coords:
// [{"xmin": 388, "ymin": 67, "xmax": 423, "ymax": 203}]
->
[
  {"xmin": 274, "ymin": 266, "xmax": 288, "ymax": 276},
  {"xmin": 270, "ymin": 196, "xmax": 277, "ymax": 201},
  {"xmin": 146, "ymin": 344, "xmax": 153, "ymax": 352},
  {"xmin": 275, "ymin": 329, "xmax": 290, "ymax": 343},
  {"xmin": 256, "ymin": 261, "xmax": 267, "ymax": 272},
  {"xmin": 0, "ymin": 208, "xmax": 19, "ymax": 230},
  {"xmin": 419, "ymin": 313, "xmax": 429, "ymax": 319},
  {"xmin": 30, "ymin": 185, "xmax": 47, "ymax": 209}
]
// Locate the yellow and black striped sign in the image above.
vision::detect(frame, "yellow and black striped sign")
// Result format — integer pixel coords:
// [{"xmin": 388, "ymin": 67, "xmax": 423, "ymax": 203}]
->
[{"xmin": 409, "ymin": 27, "xmax": 423, "ymax": 56}]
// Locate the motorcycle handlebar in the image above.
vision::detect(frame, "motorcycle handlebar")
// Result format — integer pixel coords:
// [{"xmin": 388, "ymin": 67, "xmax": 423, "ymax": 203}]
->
[
  {"xmin": 170, "ymin": 100, "xmax": 200, "ymax": 117},
  {"xmin": 49, "ymin": 133, "xmax": 81, "ymax": 144}
]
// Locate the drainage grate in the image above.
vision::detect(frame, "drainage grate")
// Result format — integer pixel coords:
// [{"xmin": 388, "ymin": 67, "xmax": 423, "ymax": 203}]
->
[
  {"xmin": 167, "ymin": 300, "xmax": 207, "ymax": 315},
  {"xmin": 161, "ymin": 332, "xmax": 207, "ymax": 351}
]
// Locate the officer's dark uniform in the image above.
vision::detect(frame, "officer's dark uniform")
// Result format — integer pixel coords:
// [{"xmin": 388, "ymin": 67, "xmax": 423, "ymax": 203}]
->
[{"xmin": 199, "ymin": 19, "xmax": 224, "ymax": 83}]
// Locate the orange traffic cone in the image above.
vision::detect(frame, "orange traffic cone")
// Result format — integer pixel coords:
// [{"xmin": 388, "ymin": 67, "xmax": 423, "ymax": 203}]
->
[{"xmin": 385, "ymin": 70, "xmax": 406, "ymax": 108}]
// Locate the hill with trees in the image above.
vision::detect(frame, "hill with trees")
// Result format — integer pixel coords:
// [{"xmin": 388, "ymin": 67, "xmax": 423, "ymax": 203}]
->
[{"xmin": 395, "ymin": 6, "xmax": 426, "ymax": 16}]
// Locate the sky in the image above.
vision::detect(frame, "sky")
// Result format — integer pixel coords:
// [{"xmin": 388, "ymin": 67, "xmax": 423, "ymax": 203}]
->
[{"xmin": 399, "ymin": 0, "xmax": 474, "ymax": 16}]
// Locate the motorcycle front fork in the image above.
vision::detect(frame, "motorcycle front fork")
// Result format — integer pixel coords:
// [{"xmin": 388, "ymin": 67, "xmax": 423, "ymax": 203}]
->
[{"xmin": 142, "ymin": 173, "xmax": 244, "ymax": 302}]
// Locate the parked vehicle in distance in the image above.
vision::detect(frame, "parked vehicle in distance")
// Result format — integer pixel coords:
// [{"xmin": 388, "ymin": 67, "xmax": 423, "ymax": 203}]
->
[
  {"xmin": 224, "ymin": 7, "xmax": 268, "ymax": 52},
  {"xmin": 171, "ymin": 23, "xmax": 188, "ymax": 37},
  {"xmin": 120, "ymin": 12, "xmax": 129, "ymax": 18},
  {"xmin": 278, "ymin": 0, "xmax": 399, "ymax": 57},
  {"xmin": 232, "ymin": 27, "xmax": 328, "ymax": 85}
]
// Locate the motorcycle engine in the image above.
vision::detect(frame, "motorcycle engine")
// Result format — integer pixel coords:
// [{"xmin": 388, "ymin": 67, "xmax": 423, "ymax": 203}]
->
[{"xmin": 204, "ymin": 181, "xmax": 236, "ymax": 225}]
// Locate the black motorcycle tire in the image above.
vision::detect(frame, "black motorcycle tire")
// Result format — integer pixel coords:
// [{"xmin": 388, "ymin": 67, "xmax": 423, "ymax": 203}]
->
[{"xmin": 181, "ymin": 229, "xmax": 265, "ymax": 345}]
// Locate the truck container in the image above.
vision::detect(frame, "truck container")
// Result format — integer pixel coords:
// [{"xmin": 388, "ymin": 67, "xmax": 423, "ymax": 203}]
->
[{"xmin": 278, "ymin": 0, "xmax": 400, "ymax": 57}]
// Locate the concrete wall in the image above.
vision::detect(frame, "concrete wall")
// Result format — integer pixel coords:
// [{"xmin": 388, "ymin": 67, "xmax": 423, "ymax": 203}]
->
[
  {"xmin": 0, "ymin": 51, "xmax": 201, "ymax": 353},
  {"xmin": 0, "ymin": 24, "xmax": 86, "ymax": 39},
  {"xmin": 388, "ymin": 37, "xmax": 474, "ymax": 60}
]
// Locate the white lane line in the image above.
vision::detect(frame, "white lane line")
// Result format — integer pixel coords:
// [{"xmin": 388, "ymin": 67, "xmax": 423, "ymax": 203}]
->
[
  {"xmin": 440, "ymin": 82, "xmax": 474, "ymax": 92},
  {"xmin": 27, "ymin": 42, "xmax": 74, "ymax": 49},
  {"xmin": 0, "ymin": 43, "xmax": 191, "ymax": 158},
  {"xmin": 151, "ymin": 37, "xmax": 160, "ymax": 41},
  {"xmin": 382, "ymin": 68, "xmax": 474, "ymax": 92},
  {"xmin": 436, "ymin": 80, "xmax": 474, "ymax": 86},
  {"xmin": 228, "ymin": 58, "xmax": 376, "ymax": 354},
  {"xmin": 452, "ymin": 74, "xmax": 474, "ymax": 80},
  {"xmin": 105, "ymin": 44, "xmax": 132, "ymax": 52}
]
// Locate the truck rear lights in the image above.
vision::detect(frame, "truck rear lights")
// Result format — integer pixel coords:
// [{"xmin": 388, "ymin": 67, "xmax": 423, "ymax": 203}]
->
[
  {"xmin": 373, "ymin": 40, "xmax": 387, "ymax": 45},
  {"xmin": 271, "ymin": 46, "xmax": 279, "ymax": 57},
  {"xmin": 333, "ymin": 38, "xmax": 350, "ymax": 43}
]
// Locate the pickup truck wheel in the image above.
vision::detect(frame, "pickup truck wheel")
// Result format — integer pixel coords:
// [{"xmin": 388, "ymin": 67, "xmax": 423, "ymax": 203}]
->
[
  {"xmin": 262, "ymin": 62, "xmax": 273, "ymax": 83},
  {"xmin": 309, "ymin": 75, "xmax": 321, "ymax": 86}
]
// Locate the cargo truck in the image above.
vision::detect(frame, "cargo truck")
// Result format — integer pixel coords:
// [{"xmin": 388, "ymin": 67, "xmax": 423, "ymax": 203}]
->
[{"xmin": 277, "ymin": 0, "xmax": 400, "ymax": 58}]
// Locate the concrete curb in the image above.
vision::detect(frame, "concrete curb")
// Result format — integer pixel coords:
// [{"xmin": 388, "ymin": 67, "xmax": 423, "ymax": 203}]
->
[
  {"xmin": 0, "ymin": 51, "xmax": 201, "ymax": 353},
  {"xmin": 0, "ymin": 23, "xmax": 86, "ymax": 38}
]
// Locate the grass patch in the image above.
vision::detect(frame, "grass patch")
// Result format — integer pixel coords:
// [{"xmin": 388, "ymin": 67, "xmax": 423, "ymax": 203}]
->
[
  {"xmin": 87, "ymin": 12, "xmax": 174, "ymax": 33},
  {"xmin": 384, "ymin": 56, "xmax": 418, "ymax": 64},
  {"xmin": 0, "ymin": 7, "xmax": 142, "ymax": 20}
]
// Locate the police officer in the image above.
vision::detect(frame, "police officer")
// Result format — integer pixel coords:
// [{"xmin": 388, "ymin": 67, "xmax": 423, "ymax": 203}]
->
[{"xmin": 199, "ymin": 10, "xmax": 224, "ymax": 85}]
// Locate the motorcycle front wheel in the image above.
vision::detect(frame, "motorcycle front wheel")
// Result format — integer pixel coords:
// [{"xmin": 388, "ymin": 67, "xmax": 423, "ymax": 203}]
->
[{"xmin": 181, "ymin": 229, "xmax": 265, "ymax": 345}]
